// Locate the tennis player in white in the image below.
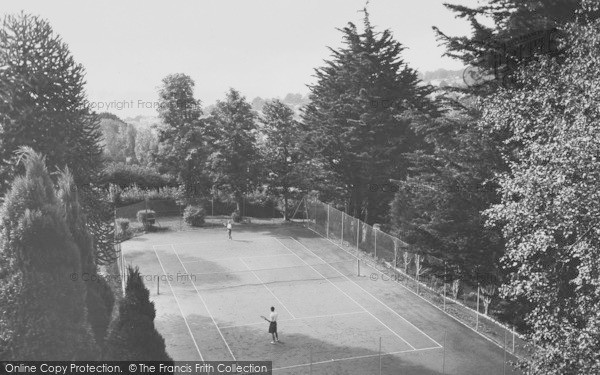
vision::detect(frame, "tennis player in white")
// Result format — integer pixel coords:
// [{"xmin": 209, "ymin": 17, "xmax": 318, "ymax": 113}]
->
[{"xmin": 266, "ymin": 306, "xmax": 279, "ymax": 343}]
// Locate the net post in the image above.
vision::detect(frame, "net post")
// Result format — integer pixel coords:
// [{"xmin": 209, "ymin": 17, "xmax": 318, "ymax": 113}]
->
[
  {"xmin": 357, "ymin": 258, "xmax": 360, "ymax": 277},
  {"xmin": 378, "ymin": 336, "xmax": 382, "ymax": 375},
  {"xmin": 326, "ymin": 204, "xmax": 330, "ymax": 239},
  {"xmin": 309, "ymin": 347, "xmax": 313, "ymax": 375},
  {"xmin": 443, "ymin": 330, "xmax": 447, "ymax": 374}
]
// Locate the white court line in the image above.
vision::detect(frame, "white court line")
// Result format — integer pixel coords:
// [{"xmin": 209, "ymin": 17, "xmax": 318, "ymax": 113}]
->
[
  {"xmin": 238, "ymin": 257, "xmax": 297, "ymax": 319},
  {"xmin": 275, "ymin": 239, "xmax": 416, "ymax": 351},
  {"xmin": 310, "ymin": 228, "xmax": 525, "ymax": 359},
  {"xmin": 290, "ymin": 236, "xmax": 443, "ymax": 349},
  {"xmin": 170, "ymin": 245, "xmax": 237, "ymax": 361},
  {"xmin": 181, "ymin": 252, "xmax": 295, "ymax": 264},
  {"xmin": 151, "ymin": 245, "xmax": 204, "ymax": 361},
  {"xmin": 153, "ymin": 237, "xmax": 272, "ymax": 248},
  {"xmin": 273, "ymin": 346, "xmax": 441, "ymax": 371},
  {"xmin": 219, "ymin": 310, "xmax": 367, "ymax": 329}
]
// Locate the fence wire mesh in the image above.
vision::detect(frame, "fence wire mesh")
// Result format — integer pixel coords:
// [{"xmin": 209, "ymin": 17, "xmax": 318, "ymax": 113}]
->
[{"xmin": 304, "ymin": 198, "xmax": 529, "ymax": 359}]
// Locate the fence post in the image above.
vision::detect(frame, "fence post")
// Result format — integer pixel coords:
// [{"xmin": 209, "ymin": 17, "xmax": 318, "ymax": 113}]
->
[
  {"xmin": 512, "ymin": 325, "xmax": 516, "ymax": 353},
  {"xmin": 315, "ymin": 200, "xmax": 317, "ymax": 230},
  {"xmin": 326, "ymin": 204, "xmax": 330, "ymax": 239},
  {"xmin": 443, "ymin": 262, "xmax": 446, "ymax": 312},
  {"xmin": 476, "ymin": 284, "xmax": 480, "ymax": 331},
  {"xmin": 393, "ymin": 241, "xmax": 397, "ymax": 270},
  {"xmin": 374, "ymin": 227, "xmax": 377, "ymax": 259},
  {"xmin": 356, "ymin": 217, "xmax": 360, "ymax": 253},
  {"xmin": 157, "ymin": 277, "xmax": 160, "ymax": 295},
  {"xmin": 341, "ymin": 211, "xmax": 344, "ymax": 244},
  {"xmin": 503, "ymin": 330, "xmax": 507, "ymax": 375}
]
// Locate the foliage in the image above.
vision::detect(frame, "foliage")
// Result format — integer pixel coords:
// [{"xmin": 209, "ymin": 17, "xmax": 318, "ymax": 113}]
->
[
  {"xmin": 0, "ymin": 13, "xmax": 103, "ymax": 191},
  {"xmin": 134, "ymin": 127, "xmax": 159, "ymax": 167},
  {"xmin": 98, "ymin": 114, "xmax": 137, "ymax": 163},
  {"xmin": 183, "ymin": 205, "xmax": 205, "ymax": 227},
  {"xmin": 391, "ymin": 107, "xmax": 506, "ymax": 289},
  {"xmin": 113, "ymin": 185, "xmax": 183, "ymax": 206},
  {"xmin": 115, "ymin": 218, "xmax": 132, "ymax": 241},
  {"xmin": 231, "ymin": 209, "xmax": 241, "ymax": 223},
  {"xmin": 482, "ymin": 17, "xmax": 600, "ymax": 374},
  {"xmin": 260, "ymin": 100, "xmax": 305, "ymax": 220},
  {"xmin": 136, "ymin": 210, "xmax": 156, "ymax": 231},
  {"xmin": 56, "ymin": 168, "xmax": 115, "ymax": 346},
  {"xmin": 102, "ymin": 162, "xmax": 173, "ymax": 190},
  {"xmin": 206, "ymin": 89, "xmax": 261, "ymax": 212},
  {"xmin": 301, "ymin": 9, "xmax": 436, "ymax": 223},
  {"xmin": 0, "ymin": 148, "xmax": 98, "ymax": 359},
  {"xmin": 103, "ymin": 266, "xmax": 171, "ymax": 360},
  {"xmin": 155, "ymin": 73, "xmax": 210, "ymax": 198}
]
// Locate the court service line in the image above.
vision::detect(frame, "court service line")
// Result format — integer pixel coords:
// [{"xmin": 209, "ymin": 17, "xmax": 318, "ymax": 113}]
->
[
  {"xmin": 238, "ymin": 257, "xmax": 297, "ymax": 319},
  {"xmin": 170, "ymin": 245, "xmax": 237, "ymax": 361},
  {"xmin": 219, "ymin": 310, "xmax": 367, "ymax": 329},
  {"xmin": 151, "ymin": 245, "xmax": 204, "ymax": 361},
  {"xmin": 273, "ymin": 345, "xmax": 441, "ymax": 371},
  {"xmin": 275, "ymin": 239, "xmax": 416, "ymax": 351},
  {"xmin": 290, "ymin": 236, "xmax": 443, "ymax": 349},
  {"xmin": 153, "ymin": 237, "xmax": 271, "ymax": 248},
  {"xmin": 181, "ymin": 252, "xmax": 295, "ymax": 264}
]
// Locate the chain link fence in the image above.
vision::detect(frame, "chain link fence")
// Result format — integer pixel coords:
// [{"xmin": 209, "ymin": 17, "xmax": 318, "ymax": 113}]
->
[{"xmin": 304, "ymin": 198, "xmax": 530, "ymax": 359}]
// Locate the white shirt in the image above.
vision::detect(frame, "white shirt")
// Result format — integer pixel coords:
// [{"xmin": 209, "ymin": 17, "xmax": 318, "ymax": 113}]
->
[
  {"xmin": 269, "ymin": 311, "xmax": 278, "ymax": 322},
  {"xmin": 227, "ymin": 223, "xmax": 232, "ymax": 229}
]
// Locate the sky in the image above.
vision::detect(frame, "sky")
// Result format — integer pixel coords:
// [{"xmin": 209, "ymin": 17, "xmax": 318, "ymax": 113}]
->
[{"xmin": 1, "ymin": 0, "xmax": 480, "ymax": 118}]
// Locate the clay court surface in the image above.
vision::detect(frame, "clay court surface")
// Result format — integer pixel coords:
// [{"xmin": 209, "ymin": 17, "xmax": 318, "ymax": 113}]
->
[{"xmin": 122, "ymin": 224, "xmax": 520, "ymax": 375}]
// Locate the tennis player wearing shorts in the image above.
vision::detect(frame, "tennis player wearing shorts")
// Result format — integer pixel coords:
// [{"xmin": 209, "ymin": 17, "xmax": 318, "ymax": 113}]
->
[
  {"xmin": 226, "ymin": 220, "xmax": 232, "ymax": 240},
  {"xmin": 268, "ymin": 306, "xmax": 279, "ymax": 343}
]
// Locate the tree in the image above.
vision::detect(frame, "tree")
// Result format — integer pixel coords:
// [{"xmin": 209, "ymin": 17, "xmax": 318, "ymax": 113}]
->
[
  {"xmin": 155, "ymin": 73, "xmax": 209, "ymax": 197},
  {"xmin": 206, "ymin": 89, "xmax": 261, "ymax": 212},
  {"xmin": 483, "ymin": 14, "xmax": 600, "ymax": 374},
  {"xmin": 135, "ymin": 127, "xmax": 158, "ymax": 167},
  {"xmin": 302, "ymin": 8, "xmax": 436, "ymax": 223},
  {"xmin": 260, "ymin": 100, "xmax": 304, "ymax": 220},
  {"xmin": 390, "ymin": 107, "xmax": 506, "ymax": 289},
  {"xmin": 98, "ymin": 114, "xmax": 137, "ymax": 163},
  {"xmin": 103, "ymin": 266, "xmax": 171, "ymax": 361},
  {"xmin": 0, "ymin": 13, "xmax": 103, "ymax": 191},
  {"xmin": 0, "ymin": 148, "xmax": 97, "ymax": 360},
  {"xmin": 56, "ymin": 169, "xmax": 114, "ymax": 346}
]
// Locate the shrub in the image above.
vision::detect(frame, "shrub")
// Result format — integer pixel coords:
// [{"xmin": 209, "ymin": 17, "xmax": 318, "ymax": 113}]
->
[
  {"xmin": 231, "ymin": 209, "xmax": 242, "ymax": 223},
  {"xmin": 103, "ymin": 266, "xmax": 171, "ymax": 360},
  {"xmin": 136, "ymin": 210, "xmax": 156, "ymax": 231},
  {"xmin": 115, "ymin": 218, "xmax": 132, "ymax": 241},
  {"xmin": 115, "ymin": 185, "xmax": 183, "ymax": 206},
  {"xmin": 183, "ymin": 205, "xmax": 205, "ymax": 227}
]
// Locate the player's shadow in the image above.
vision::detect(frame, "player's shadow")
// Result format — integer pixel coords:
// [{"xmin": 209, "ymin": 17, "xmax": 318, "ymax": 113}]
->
[{"xmin": 201, "ymin": 322, "xmax": 450, "ymax": 375}]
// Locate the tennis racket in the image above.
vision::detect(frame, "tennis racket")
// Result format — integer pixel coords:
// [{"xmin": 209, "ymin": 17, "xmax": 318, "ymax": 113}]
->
[{"xmin": 260, "ymin": 315, "xmax": 270, "ymax": 322}]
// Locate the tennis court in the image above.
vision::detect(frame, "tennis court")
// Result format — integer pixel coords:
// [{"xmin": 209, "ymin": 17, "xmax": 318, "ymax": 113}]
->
[{"xmin": 122, "ymin": 225, "xmax": 519, "ymax": 374}]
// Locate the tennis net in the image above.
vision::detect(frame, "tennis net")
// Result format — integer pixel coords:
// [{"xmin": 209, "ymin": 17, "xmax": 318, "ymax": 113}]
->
[{"xmin": 171, "ymin": 259, "xmax": 359, "ymax": 292}]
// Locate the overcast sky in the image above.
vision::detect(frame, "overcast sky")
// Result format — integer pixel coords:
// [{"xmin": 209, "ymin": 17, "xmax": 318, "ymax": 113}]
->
[{"xmin": 2, "ymin": 0, "xmax": 480, "ymax": 117}]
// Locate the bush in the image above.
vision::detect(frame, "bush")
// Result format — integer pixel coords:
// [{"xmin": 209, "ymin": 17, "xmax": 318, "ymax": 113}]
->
[
  {"xmin": 103, "ymin": 266, "xmax": 171, "ymax": 360},
  {"xmin": 115, "ymin": 218, "xmax": 132, "ymax": 241},
  {"xmin": 183, "ymin": 205, "xmax": 205, "ymax": 227},
  {"xmin": 231, "ymin": 209, "xmax": 242, "ymax": 223},
  {"xmin": 136, "ymin": 210, "xmax": 156, "ymax": 231}
]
